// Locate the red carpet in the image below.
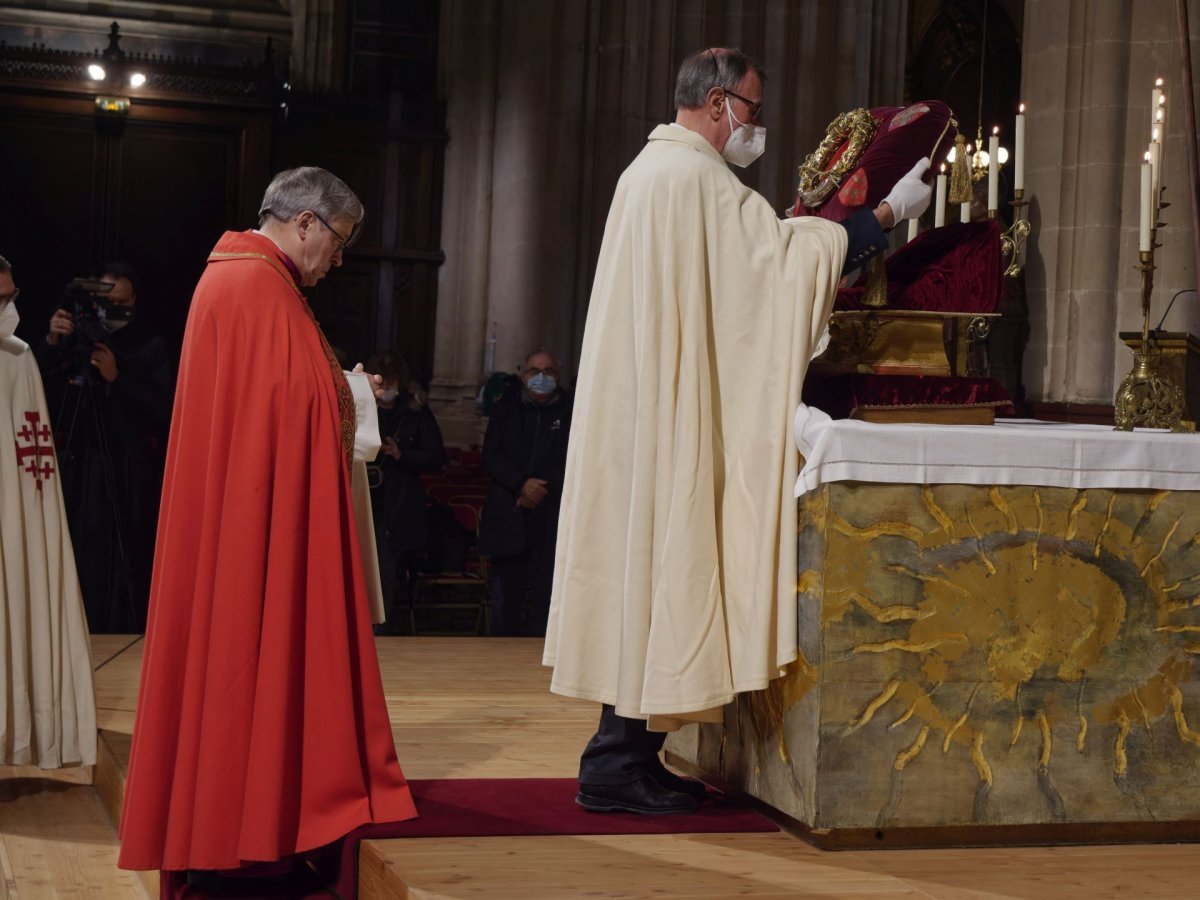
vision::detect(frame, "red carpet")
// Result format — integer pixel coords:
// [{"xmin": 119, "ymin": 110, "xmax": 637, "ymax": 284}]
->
[{"xmin": 161, "ymin": 777, "xmax": 777, "ymax": 898}]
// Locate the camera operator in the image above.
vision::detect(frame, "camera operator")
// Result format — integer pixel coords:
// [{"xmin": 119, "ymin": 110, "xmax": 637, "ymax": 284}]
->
[{"xmin": 35, "ymin": 261, "xmax": 173, "ymax": 633}]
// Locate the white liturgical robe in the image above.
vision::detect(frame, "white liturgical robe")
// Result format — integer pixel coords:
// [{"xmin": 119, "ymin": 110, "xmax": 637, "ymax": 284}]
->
[
  {"xmin": 544, "ymin": 124, "xmax": 847, "ymax": 725},
  {"xmin": 0, "ymin": 333, "xmax": 96, "ymax": 767},
  {"xmin": 544, "ymin": 123, "xmax": 844, "ymax": 724}
]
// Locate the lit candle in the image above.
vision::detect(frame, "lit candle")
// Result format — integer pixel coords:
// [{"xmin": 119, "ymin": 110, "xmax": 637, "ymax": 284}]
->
[
  {"xmin": 907, "ymin": 217, "xmax": 919, "ymax": 243},
  {"xmin": 988, "ymin": 127, "xmax": 1000, "ymax": 213},
  {"xmin": 1152, "ymin": 78, "xmax": 1164, "ymax": 141},
  {"xmin": 1148, "ymin": 133, "xmax": 1162, "ymax": 213},
  {"xmin": 1014, "ymin": 103, "xmax": 1026, "ymax": 191},
  {"xmin": 934, "ymin": 164, "xmax": 947, "ymax": 227},
  {"xmin": 1140, "ymin": 152, "xmax": 1153, "ymax": 253}
]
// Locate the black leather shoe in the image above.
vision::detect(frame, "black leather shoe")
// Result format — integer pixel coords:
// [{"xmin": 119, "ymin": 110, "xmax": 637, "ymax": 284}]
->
[
  {"xmin": 576, "ymin": 776, "xmax": 698, "ymax": 815},
  {"xmin": 647, "ymin": 767, "xmax": 709, "ymax": 802}
]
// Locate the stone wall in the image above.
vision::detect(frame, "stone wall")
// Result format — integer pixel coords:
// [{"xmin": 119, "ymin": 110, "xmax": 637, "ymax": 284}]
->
[{"xmin": 1022, "ymin": 0, "xmax": 1200, "ymax": 404}]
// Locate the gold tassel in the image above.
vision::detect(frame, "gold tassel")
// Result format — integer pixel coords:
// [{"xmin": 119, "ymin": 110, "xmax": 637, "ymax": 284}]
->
[
  {"xmin": 861, "ymin": 254, "xmax": 888, "ymax": 308},
  {"xmin": 948, "ymin": 133, "xmax": 972, "ymax": 204}
]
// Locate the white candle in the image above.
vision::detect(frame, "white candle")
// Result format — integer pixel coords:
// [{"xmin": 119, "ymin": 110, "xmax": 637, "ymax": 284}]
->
[
  {"xmin": 906, "ymin": 217, "xmax": 919, "ymax": 243},
  {"xmin": 934, "ymin": 167, "xmax": 947, "ymax": 227},
  {"xmin": 1140, "ymin": 154, "xmax": 1152, "ymax": 253},
  {"xmin": 988, "ymin": 130, "xmax": 1000, "ymax": 213},
  {"xmin": 961, "ymin": 199, "xmax": 972, "ymax": 223},
  {"xmin": 1148, "ymin": 137, "xmax": 1162, "ymax": 213},
  {"xmin": 1014, "ymin": 104, "xmax": 1026, "ymax": 191},
  {"xmin": 1152, "ymin": 79, "xmax": 1163, "ymax": 135}
]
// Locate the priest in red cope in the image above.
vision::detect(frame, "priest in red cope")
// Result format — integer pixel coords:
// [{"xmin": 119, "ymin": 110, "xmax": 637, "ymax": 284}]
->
[{"xmin": 118, "ymin": 167, "xmax": 417, "ymax": 873}]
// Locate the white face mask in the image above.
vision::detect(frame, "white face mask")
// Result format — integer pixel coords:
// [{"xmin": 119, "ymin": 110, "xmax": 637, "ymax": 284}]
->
[
  {"xmin": 379, "ymin": 388, "xmax": 399, "ymax": 403},
  {"xmin": 0, "ymin": 301, "xmax": 18, "ymax": 339},
  {"xmin": 721, "ymin": 100, "xmax": 766, "ymax": 168}
]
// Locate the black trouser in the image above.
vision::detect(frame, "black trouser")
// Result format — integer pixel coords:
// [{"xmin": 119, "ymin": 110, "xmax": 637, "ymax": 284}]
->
[
  {"xmin": 487, "ymin": 504, "xmax": 556, "ymax": 636},
  {"xmin": 488, "ymin": 553, "xmax": 554, "ymax": 636},
  {"xmin": 578, "ymin": 704, "xmax": 668, "ymax": 785}
]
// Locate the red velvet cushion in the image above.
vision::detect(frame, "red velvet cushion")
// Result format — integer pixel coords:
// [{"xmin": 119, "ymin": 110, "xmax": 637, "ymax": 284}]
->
[
  {"xmin": 836, "ymin": 220, "xmax": 1004, "ymax": 314},
  {"xmin": 792, "ymin": 101, "xmax": 956, "ymax": 222}
]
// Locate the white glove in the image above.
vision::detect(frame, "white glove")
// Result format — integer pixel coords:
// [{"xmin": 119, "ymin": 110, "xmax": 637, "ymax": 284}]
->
[{"xmin": 881, "ymin": 158, "xmax": 933, "ymax": 222}]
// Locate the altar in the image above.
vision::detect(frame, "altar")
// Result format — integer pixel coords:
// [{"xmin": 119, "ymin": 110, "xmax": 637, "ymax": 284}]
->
[{"xmin": 666, "ymin": 409, "xmax": 1200, "ymax": 848}]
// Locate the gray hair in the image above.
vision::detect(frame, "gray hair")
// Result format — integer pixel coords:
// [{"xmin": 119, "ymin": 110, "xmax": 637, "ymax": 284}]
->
[
  {"xmin": 0, "ymin": 254, "xmax": 10, "ymax": 274},
  {"xmin": 674, "ymin": 47, "xmax": 765, "ymax": 111},
  {"xmin": 258, "ymin": 167, "xmax": 364, "ymax": 244}
]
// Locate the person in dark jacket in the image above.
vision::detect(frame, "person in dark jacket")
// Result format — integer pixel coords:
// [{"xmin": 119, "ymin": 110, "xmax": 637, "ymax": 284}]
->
[
  {"xmin": 367, "ymin": 351, "xmax": 447, "ymax": 628},
  {"xmin": 36, "ymin": 261, "xmax": 173, "ymax": 633},
  {"xmin": 478, "ymin": 350, "xmax": 573, "ymax": 636}
]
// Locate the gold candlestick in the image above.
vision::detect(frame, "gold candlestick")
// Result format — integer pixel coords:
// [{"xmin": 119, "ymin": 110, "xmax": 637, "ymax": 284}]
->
[
  {"xmin": 1114, "ymin": 219, "xmax": 1187, "ymax": 431},
  {"xmin": 1000, "ymin": 188, "xmax": 1033, "ymax": 278}
]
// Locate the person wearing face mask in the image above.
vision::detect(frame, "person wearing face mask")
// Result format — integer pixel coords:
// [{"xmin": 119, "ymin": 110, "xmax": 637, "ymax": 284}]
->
[
  {"xmin": 478, "ymin": 349, "xmax": 573, "ymax": 637},
  {"xmin": 545, "ymin": 47, "xmax": 933, "ymax": 816},
  {"xmin": 0, "ymin": 253, "xmax": 97, "ymax": 771},
  {"xmin": 366, "ymin": 350, "xmax": 447, "ymax": 629},
  {"xmin": 35, "ymin": 260, "xmax": 174, "ymax": 635}
]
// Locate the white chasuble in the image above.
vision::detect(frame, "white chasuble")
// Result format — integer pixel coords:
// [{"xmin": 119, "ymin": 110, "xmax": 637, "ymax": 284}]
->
[
  {"xmin": 544, "ymin": 124, "xmax": 847, "ymax": 725},
  {"xmin": 0, "ymin": 335, "xmax": 96, "ymax": 767}
]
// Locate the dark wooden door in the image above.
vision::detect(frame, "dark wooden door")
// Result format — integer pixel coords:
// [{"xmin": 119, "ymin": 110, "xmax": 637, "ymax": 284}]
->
[{"xmin": 0, "ymin": 89, "xmax": 272, "ymax": 361}]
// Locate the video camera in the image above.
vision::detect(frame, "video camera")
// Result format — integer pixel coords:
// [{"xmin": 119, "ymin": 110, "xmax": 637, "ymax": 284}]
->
[{"xmin": 60, "ymin": 278, "xmax": 116, "ymax": 381}]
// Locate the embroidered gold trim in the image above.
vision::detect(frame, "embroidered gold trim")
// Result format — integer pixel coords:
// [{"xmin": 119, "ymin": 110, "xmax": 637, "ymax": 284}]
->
[{"xmin": 208, "ymin": 251, "xmax": 302, "ymax": 297}]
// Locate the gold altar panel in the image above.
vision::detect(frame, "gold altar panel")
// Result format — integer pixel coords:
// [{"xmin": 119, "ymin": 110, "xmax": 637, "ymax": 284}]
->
[{"xmin": 672, "ymin": 483, "xmax": 1200, "ymax": 842}]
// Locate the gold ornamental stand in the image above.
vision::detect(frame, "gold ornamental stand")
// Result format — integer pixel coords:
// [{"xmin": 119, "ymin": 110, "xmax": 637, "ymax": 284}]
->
[
  {"xmin": 1114, "ymin": 209, "xmax": 1188, "ymax": 431},
  {"xmin": 1001, "ymin": 189, "xmax": 1033, "ymax": 278}
]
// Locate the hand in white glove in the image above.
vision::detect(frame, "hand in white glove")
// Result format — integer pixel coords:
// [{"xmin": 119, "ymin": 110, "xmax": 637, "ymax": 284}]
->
[{"xmin": 881, "ymin": 158, "xmax": 933, "ymax": 223}]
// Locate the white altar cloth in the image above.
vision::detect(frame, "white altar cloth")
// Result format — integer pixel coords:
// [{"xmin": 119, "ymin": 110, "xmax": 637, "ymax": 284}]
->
[{"xmin": 793, "ymin": 405, "xmax": 1200, "ymax": 497}]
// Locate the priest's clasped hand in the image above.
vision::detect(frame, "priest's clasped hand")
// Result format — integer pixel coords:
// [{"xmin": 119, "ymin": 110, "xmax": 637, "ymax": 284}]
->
[
  {"xmin": 517, "ymin": 477, "xmax": 549, "ymax": 509},
  {"xmin": 880, "ymin": 158, "xmax": 933, "ymax": 223}
]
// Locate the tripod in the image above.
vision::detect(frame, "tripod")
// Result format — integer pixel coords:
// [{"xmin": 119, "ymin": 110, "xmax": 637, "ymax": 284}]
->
[{"xmin": 54, "ymin": 359, "xmax": 141, "ymax": 632}]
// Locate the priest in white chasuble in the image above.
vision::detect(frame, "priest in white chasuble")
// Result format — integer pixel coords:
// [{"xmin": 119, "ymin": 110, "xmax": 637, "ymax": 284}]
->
[
  {"xmin": 0, "ymin": 255, "xmax": 96, "ymax": 769},
  {"xmin": 544, "ymin": 48, "xmax": 931, "ymax": 815}
]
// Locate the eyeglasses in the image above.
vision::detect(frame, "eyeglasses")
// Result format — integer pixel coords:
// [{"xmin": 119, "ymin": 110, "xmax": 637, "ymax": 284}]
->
[
  {"xmin": 723, "ymin": 89, "xmax": 763, "ymax": 124},
  {"xmin": 312, "ymin": 211, "xmax": 353, "ymax": 252},
  {"xmin": 524, "ymin": 367, "xmax": 560, "ymax": 377},
  {"xmin": 0, "ymin": 287, "xmax": 19, "ymax": 305}
]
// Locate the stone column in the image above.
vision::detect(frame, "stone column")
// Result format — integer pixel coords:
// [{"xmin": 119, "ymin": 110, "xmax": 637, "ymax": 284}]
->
[
  {"xmin": 285, "ymin": 0, "xmax": 349, "ymax": 93},
  {"xmin": 1022, "ymin": 0, "xmax": 1200, "ymax": 404},
  {"xmin": 429, "ymin": 0, "xmax": 500, "ymax": 444}
]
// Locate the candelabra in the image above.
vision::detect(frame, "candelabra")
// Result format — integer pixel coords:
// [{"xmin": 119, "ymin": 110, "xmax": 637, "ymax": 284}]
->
[
  {"xmin": 1114, "ymin": 200, "xmax": 1188, "ymax": 431},
  {"xmin": 970, "ymin": 125, "xmax": 989, "ymax": 184},
  {"xmin": 1000, "ymin": 189, "xmax": 1032, "ymax": 278}
]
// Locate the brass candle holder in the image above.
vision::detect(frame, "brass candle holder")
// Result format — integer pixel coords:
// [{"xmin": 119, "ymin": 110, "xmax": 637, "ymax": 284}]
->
[
  {"xmin": 1000, "ymin": 188, "xmax": 1033, "ymax": 277},
  {"xmin": 1114, "ymin": 207, "xmax": 1188, "ymax": 432}
]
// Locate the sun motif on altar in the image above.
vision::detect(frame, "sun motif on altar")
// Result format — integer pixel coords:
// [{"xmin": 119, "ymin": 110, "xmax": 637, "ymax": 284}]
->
[{"xmin": 742, "ymin": 482, "xmax": 1200, "ymax": 826}]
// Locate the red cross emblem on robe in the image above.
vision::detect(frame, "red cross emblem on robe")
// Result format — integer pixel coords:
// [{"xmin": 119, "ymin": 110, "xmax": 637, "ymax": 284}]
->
[{"xmin": 14, "ymin": 411, "xmax": 55, "ymax": 492}]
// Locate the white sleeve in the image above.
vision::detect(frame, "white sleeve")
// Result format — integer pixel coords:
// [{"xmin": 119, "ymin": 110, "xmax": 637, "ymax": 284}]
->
[{"xmin": 343, "ymin": 370, "xmax": 381, "ymax": 462}]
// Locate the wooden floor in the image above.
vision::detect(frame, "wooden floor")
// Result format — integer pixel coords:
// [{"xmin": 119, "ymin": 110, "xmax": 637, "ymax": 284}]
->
[{"xmin": 3, "ymin": 636, "xmax": 1198, "ymax": 898}]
